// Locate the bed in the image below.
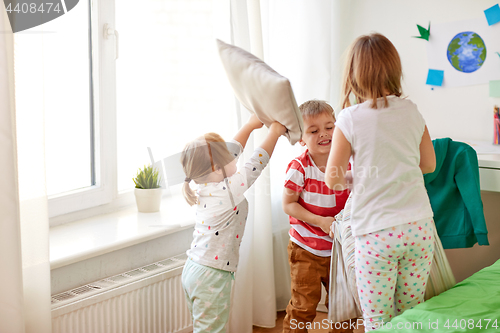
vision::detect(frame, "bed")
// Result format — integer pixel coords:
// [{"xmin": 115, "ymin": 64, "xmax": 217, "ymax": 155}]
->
[{"xmin": 375, "ymin": 258, "xmax": 500, "ymax": 333}]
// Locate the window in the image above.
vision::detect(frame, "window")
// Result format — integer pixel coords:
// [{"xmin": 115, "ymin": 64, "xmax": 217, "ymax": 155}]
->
[
  {"xmin": 115, "ymin": 0, "xmax": 233, "ymax": 192},
  {"xmin": 14, "ymin": 0, "xmax": 233, "ymax": 223},
  {"xmin": 42, "ymin": 2, "xmax": 94, "ymax": 196}
]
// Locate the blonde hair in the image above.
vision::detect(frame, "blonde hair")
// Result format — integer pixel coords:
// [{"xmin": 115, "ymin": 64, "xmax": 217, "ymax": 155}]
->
[
  {"xmin": 180, "ymin": 132, "xmax": 234, "ymax": 206},
  {"xmin": 341, "ymin": 33, "xmax": 402, "ymax": 109},
  {"xmin": 299, "ymin": 100, "xmax": 335, "ymax": 121}
]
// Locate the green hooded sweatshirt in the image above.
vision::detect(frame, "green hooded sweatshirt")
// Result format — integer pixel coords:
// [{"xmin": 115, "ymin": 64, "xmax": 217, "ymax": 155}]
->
[{"xmin": 424, "ymin": 138, "xmax": 489, "ymax": 249}]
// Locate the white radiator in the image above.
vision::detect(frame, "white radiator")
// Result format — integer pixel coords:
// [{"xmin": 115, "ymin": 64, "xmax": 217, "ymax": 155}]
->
[{"xmin": 51, "ymin": 254, "xmax": 192, "ymax": 333}]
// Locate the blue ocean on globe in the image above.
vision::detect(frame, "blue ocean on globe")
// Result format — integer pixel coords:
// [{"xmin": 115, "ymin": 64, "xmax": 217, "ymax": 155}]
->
[{"xmin": 447, "ymin": 31, "xmax": 487, "ymax": 73}]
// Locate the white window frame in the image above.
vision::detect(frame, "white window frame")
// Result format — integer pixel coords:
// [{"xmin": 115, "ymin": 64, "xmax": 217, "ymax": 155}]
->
[
  {"xmin": 48, "ymin": 0, "xmax": 230, "ymax": 226},
  {"xmin": 48, "ymin": 0, "xmax": 119, "ymax": 222}
]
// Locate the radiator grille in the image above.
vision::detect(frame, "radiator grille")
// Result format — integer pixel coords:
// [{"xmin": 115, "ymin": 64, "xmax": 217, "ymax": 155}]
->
[
  {"xmin": 51, "ymin": 253, "xmax": 192, "ymax": 333},
  {"xmin": 51, "ymin": 253, "xmax": 187, "ymax": 307}
]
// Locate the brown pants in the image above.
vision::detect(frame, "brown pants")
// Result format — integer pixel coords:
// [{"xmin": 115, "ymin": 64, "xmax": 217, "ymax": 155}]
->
[
  {"xmin": 283, "ymin": 241, "xmax": 355, "ymax": 333},
  {"xmin": 283, "ymin": 241, "xmax": 330, "ymax": 332}
]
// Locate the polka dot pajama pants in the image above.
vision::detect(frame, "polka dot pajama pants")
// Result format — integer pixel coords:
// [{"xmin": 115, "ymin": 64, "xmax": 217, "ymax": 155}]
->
[
  {"xmin": 354, "ymin": 218, "xmax": 435, "ymax": 331},
  {"xmin": 181, "ymin": 259, "xmax": 234, "ymax": 333}
]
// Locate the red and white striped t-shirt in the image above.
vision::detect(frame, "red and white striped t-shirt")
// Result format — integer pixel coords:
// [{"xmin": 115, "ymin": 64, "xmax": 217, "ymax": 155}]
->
[{"xmin": 284, "ymin": 150, "xmax": 350, "ymax": 257}]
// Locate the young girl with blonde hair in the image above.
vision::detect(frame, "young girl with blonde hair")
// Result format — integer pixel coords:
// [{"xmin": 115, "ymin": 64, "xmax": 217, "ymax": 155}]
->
[
  {"xmin": 180, "ymin": 114, "xmax": 286, "ymax": 333},
  {"xmin": 325, "ymin": 33, "xmax": 436, "ymax": 331}
]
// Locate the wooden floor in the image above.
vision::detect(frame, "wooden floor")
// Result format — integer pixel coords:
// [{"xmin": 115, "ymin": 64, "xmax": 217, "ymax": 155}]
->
[{"xmin": 252, "ymin": 311, "xmax": 364, "ymax": 333}]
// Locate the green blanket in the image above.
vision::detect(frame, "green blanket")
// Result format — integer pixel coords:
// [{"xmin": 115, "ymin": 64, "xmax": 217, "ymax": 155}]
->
[{"xmin": 375, "ymin": 259, "xmax": 500, "ymax": 332}]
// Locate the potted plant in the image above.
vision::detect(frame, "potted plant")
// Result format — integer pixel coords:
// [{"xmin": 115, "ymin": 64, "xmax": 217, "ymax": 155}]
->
[{"xmin": 133, "ymin": 165, "xmax": 162, "ymax": 213}]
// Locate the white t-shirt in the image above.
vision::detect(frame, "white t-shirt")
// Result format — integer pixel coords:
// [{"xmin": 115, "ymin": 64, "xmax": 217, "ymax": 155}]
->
[{"xmin": 335, "ymin": 96, "xmax": 433, "ymax": 236}]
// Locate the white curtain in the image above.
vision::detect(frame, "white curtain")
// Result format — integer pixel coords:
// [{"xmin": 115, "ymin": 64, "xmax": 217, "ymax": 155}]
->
[
  {"xmin": 264, "ymin": 0, "xmax": 351, "ymax": 312},
  {"xmin": 0, "ymin": 7, "xmax": 52, "ymax": 333},
  {"xmin": 0, "ymin": 8, "xmax": 25, "ymax": 333},
  {"xmin": 228, "ymin": 1, "xmax": 277, "ymax": 331},
  {"xmin": 228, "ymin": 0, "xmax": 350, "ymax": 330}
]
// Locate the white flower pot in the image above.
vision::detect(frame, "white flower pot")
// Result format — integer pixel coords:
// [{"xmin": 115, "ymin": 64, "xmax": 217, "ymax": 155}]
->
[{"xmin": 134, "ymin": 188, "xmax": 162, "ymax": 213}]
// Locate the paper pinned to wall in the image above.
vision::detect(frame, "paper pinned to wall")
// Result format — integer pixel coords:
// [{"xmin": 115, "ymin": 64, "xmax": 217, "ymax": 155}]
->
[
  {"xmin": 426, "ymin": 69, "xmax": 444, "ymax": 86},
  {"xmin": 484, "ymin": 4, "xmax": 500, "ymax": 26},
  {"xmin": 489, "ymin": 80, "xmax": 500, "ymax": 97},
  {"xmin": 427, "ymin": 18, "xmax": 500, "ymax": 87},
  {"xmin": 413, "ymin": 22, "xmax": 431, "ymax": 41}
]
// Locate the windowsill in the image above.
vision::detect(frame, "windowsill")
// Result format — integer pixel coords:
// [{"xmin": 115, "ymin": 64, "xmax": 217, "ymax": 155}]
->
[{"xmin": 50, "ymin": 193, "xmax": 195, "ymax": 270}]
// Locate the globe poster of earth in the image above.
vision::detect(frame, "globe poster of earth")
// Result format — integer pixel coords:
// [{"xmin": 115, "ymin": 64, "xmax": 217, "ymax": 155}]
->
[{"xmin": 446, "ymin": 31, "xmax": 487, "ymax": 73}]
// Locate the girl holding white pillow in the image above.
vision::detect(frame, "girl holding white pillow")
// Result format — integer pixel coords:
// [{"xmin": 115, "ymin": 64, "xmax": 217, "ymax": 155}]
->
[{"xmin": 180, "ymin": 114, "xmax": 286, "ymax": 332}]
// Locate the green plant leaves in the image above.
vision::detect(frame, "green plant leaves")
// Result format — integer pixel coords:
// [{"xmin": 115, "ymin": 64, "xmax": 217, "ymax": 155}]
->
[{"xmin": 132, "ymin": 165, "xmax": 161, "ymax": 189}]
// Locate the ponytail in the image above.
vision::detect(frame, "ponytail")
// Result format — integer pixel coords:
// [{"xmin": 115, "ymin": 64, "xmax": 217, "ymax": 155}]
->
[
  {"xmin": 182, "ymin": 180, "xmax": 198, "ymax": 206},
  {"xmin": 180, "ymin": 132, "xmax": 233, "ymax": 206}
]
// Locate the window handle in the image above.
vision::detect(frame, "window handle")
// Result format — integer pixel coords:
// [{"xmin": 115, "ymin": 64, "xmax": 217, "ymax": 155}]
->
[{"xmin": 103, "ymin": 24, "xmax": 119, "ymax": 59}]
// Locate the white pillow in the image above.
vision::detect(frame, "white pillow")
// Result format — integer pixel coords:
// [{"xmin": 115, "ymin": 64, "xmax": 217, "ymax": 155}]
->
[{"xmin": 216, "ymin": 39, "xmax": 303, "ymax": 145}]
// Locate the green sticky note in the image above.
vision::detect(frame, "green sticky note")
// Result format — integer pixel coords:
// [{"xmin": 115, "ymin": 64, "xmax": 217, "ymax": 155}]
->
[{"xmin": 489, "ymin": 80, "xmax": 500, "ymax": 97}]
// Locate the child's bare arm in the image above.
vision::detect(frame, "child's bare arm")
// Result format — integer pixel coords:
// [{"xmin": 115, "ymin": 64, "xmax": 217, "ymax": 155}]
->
[
  {"xmin": 419, "ymin": 126, "xmax": 436, "ymax": 174},
  {"xmin": 259, "ymin": 122, "xmax": 287, "ymax": 157},
  {"xmin": 325, "ymin": 127, "xmax": 351, "ymax": 190},
  {"xmin": 233, "ymin": 114, "xmax": 264, "ymax": 149},
  {"xmin": 228, "ymin": 121, "xmax": 286, "ymax": 199},
  {"xmin": 282, "ymin": 188, "xmax": 334, "ymax": 234}
]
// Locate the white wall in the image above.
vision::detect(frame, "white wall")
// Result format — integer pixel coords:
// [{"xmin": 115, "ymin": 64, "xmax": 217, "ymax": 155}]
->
[{"xmin": 342, "ymin": 0, "xmax": 499, "ymax": 142}]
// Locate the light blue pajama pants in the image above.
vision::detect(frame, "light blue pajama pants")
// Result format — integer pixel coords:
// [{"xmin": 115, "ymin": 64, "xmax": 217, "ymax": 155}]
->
[
  {"xmin": 181, "ymin": 259, "xmax": 234, "ymax": 333},
  {"xmin": 354, "ymin": 218, "xmax": 435, "ymax": 331}
]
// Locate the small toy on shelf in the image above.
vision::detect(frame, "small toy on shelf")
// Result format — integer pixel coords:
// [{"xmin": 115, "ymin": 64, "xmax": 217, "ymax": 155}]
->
[{"xmin": 494, "ymin": 105, "xmax": 500, "ymax": 145}]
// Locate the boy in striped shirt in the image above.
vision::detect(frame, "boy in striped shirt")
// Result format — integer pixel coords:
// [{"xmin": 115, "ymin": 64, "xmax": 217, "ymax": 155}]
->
[{"xmin": 282, "ymin": 100, "xmax": 351, "ymax": 332}]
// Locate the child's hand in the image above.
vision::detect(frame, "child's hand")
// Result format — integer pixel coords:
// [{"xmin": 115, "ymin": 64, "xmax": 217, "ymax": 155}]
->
[
  {"xmin": 329, "ymin": 220, "xmax": 335, "ymax": 238},
  {"xmin": 258, "ymin": 121, "xmax": 286, "ymax": 157},
  {"xmin": 318, "ymin": 216, "xmax": 335, "ymax": 234},
  {"xmin": 234, "ymin": 114, "xmax": 263, "ymax": 149},
  {"xmin": 269, "ymin": 121, "xmax": 287, "ymax": 136},
  {"xmin": 247, "ymin": 114, "xmax": 264, "ymax": 130}
]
